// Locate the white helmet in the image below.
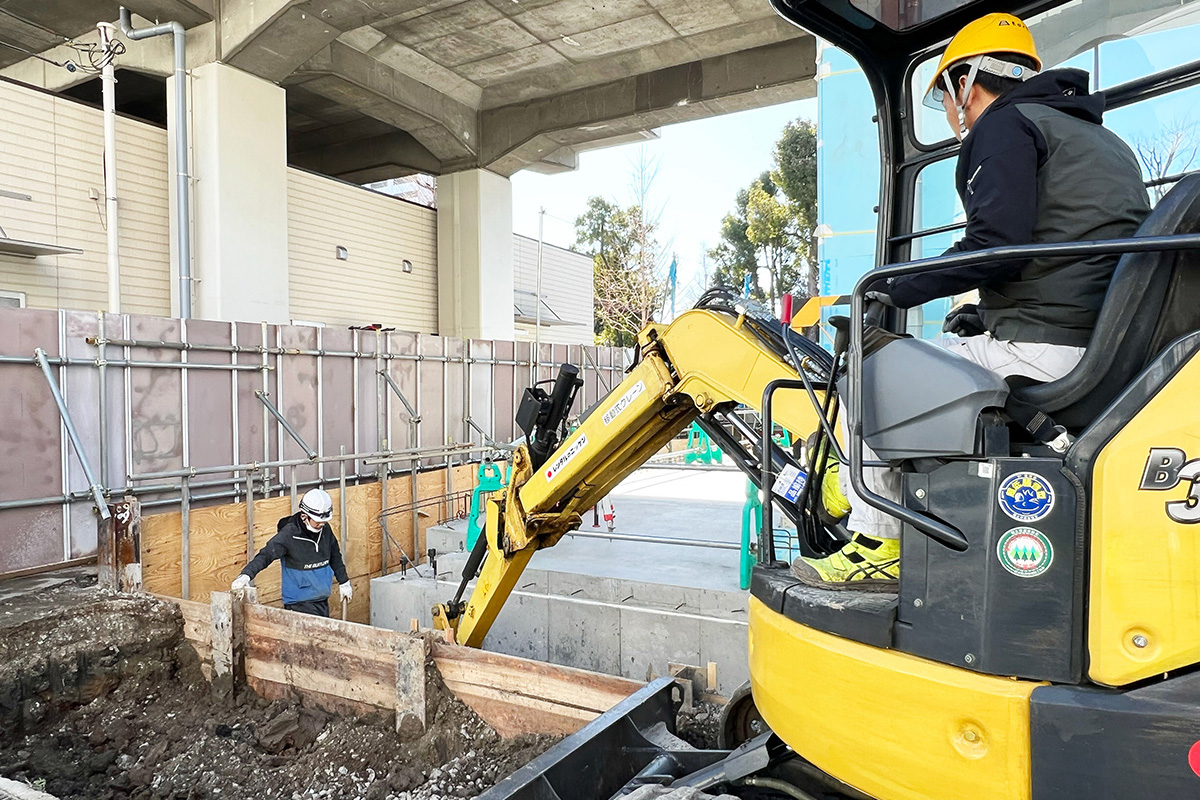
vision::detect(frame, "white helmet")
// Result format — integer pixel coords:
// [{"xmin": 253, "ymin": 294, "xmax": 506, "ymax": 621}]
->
[{"xmin": 299, "ymin": 488, "xmax": 333, "ymax": 523}]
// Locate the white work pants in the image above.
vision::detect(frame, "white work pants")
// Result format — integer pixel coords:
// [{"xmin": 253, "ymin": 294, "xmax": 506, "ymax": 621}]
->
[{"xmin": 844, "ymin": 333, "xmax": 1085, "ymax": 540}]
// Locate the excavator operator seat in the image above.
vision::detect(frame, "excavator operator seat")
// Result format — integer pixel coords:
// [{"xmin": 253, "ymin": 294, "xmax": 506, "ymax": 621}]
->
[
  {"xmin": 853, "ymin": 338, "xmax": 1008, "ymax": 460},
  {"xmin": 1012, "ymin": 174, "xmax": 1200, "ymax": 431}
]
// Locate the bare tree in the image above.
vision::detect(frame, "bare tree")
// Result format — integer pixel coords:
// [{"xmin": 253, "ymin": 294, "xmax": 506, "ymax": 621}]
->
[{"xmin": 1137, "ymin": 118, "xmax": 1200, "ymax": 202}]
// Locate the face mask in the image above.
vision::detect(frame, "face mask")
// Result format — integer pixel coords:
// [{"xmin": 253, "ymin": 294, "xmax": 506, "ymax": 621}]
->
[{"xmin": 303, "ymin": 518, "xmax": 324, "ymax": 534}]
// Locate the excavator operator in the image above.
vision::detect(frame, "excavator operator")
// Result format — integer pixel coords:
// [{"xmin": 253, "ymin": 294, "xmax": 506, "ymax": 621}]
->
[{"xmin": 792, "ymin": 12, "xmax": 1151, "ymax": 591}]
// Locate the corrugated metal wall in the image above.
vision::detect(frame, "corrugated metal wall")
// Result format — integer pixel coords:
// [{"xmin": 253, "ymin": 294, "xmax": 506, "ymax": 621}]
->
[
  {"xmin": 0, "ymin": 79, "xmax": 172, "ymax": 315},
  {"xmin": 513, "ymin": 234, "xmax": 594, "ymax": 345},
  {"xmin": 287, "ymin": 168, "xmax": 439, "ymax": 332}
]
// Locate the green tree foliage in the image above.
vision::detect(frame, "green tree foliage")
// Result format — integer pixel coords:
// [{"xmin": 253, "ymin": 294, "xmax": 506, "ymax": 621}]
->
[
  {"xmin": 709, "ymin": 118, "xmax": 819, "ymax": 307},
  {"xmin": 575, "ymin": 196, "xmax": 665, "ymax": 347}
]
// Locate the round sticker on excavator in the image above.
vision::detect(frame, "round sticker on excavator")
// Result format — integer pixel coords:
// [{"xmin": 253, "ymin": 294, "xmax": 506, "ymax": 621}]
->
[
  {"xmin": 997, "ymin": 471, "xmax": 1054, "ymax": 523},
  {"xmin": 997, "ymin": 527, "xmax": 1053, "ymax": 578}
]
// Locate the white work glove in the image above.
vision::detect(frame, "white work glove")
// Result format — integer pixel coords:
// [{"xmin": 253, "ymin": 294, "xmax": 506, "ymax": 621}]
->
[
  {"xmin": 231, "ymin": 574, "xmax": 251, "ymax": 591},
  {"xmin": 339, "ymin": 582, "xmax": 353, "ymax": 603}
]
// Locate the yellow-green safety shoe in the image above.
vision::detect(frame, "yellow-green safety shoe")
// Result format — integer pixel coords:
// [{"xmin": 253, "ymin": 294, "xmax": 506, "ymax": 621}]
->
[{"xmin": 791, "ymin": 533, "xmax": 899, "ymax": 592}]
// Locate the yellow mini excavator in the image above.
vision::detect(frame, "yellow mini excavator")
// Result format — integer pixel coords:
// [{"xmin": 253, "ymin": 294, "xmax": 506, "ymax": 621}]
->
[{"xmin": 434, "ymin": 1, "xmax": 1200, "ymax": 798}]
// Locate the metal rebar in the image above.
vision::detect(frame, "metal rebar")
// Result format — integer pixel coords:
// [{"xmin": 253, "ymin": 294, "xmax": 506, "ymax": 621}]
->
[
  {"xmin": 34, "ymin": 348, "xmax": 110, "ymax": 521},
  {"xmin": 563, "ymin": 530, "xmax": 740, "ymax": 551},
  {"xmin": 255, "ymin": 390, "xmax": 318, "ymax": 460}
]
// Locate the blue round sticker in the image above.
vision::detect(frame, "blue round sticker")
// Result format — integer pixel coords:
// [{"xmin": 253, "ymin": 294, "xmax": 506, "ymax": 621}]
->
[{"xmin": 998, "ymin": 472, "xmax": 1054, "ymax": 523}]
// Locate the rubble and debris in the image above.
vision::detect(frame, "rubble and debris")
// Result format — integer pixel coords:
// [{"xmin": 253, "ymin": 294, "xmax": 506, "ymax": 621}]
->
[{"xmin": 0, "ymin": 585, "xmax": 558, "ymax": 800}]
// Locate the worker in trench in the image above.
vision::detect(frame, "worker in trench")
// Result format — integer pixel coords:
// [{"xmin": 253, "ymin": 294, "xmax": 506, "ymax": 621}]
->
[{"xmin": 231, "ymin": 488, "xmax": 352, "ymax": 617}]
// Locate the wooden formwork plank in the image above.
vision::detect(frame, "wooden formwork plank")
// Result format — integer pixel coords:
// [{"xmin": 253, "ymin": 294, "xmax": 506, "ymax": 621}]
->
[
  {"xmin": 432, "ymin": 642, "xmax": 642, "ymax": 714},
  {"xmin": 441, "ymin": 682, "xmax": 596, "ymax": 738},
  {"xmin": 242, "ymin": 603, "xmax": 428, "ymax": 725}
]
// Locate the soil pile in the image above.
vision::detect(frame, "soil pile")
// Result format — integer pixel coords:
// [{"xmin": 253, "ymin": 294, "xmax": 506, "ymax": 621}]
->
[{"xmin": 0, "ymin": 584, "xmax": 557, "ymax": 800}]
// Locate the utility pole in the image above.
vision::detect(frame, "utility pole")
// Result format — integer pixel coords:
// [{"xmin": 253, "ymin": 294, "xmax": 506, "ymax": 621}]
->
[{"xmin": 535, "ymin": 206, "xmax": 545, "ymax": 377}]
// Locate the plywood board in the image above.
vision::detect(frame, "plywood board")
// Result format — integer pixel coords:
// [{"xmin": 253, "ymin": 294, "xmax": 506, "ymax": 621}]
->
[{"xmin": 142, "ymin": 466, "xmax": 465, "ymax": 611}]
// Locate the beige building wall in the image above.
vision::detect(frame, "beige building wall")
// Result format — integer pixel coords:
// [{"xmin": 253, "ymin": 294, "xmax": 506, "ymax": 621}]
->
[
  {"xmin": 287, "ymin": 168, "xmax": 438, "ymax": 333},
  {"xmin": 0, "ymin": 79, "xmax": 171, "ymax": 315},
  {"xmin": 513, "ymin": 235, "xmax": 594, "ymax": 345}
]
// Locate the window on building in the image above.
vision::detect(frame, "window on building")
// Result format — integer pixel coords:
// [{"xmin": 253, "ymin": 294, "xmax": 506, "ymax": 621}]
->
[{"xmin": 0, "ymin": 291, "xmax": 26, "ymax": 309}]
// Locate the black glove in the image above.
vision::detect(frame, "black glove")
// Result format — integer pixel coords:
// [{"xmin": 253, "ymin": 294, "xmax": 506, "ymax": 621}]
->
[
  {"xmin": 864, "ymin": 290, "xmax": 895, "ymax": 307},
  {"xmin": 942, "ymin": 303, "xmax": 986, "ymax": 337}
]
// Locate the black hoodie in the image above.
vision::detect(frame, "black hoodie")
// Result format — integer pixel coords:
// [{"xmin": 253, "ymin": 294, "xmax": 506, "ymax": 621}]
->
[
  {"xmin": 886, "ymin": 69, "xmax": 1150, "ymax": 346},
  {"xmin": 240, "ymin": 513, "xmax": 349, "ymax": 605}
]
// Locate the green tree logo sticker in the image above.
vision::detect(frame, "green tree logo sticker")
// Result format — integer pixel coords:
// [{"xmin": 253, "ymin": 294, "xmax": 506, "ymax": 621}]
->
[{"xmin": 997, "ymin": 527, "xmax": 1054, "ymax": 578}]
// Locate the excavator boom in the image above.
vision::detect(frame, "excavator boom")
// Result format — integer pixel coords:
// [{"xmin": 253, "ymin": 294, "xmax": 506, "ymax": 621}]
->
[{"xmin": 435, "ymin": 303, "xmax": 830, "ymax": 647}]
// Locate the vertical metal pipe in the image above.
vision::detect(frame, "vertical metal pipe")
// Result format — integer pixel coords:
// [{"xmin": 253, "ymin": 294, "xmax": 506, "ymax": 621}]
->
[
  {"xmin": 275, "ymin": 326, "xmax": 284, "ymax": 496},
  {"xmin": 245, "ymin": 470, "xmax": 255, "ymax": 564},
  {"xmin": 376, "ymin": 330, "xmax": 386, "ymax": 456},
  {"xmin": 535, "ymin": 206, "xmax": 544, "ymax": 373},
  {"xmin": 352, "ymin": 329, "xmax": 360, "ymax": 478},
  {"xmin": 260, "ymin": 322, "xmax": 270, "ymax": 488},
  {"xmin": 123, "ymin": 315, "xmax": 133, "ymax": 490},
  {"xmin": 316, "ymin": 326, "xmax": 325, "ymax": 486},
  {"xmin": 383, "ymin": 332, "xmax": 392, "ymax": 460},
  {"xmin": 96, "ymin": 312, "xmax": 110, "ymax": 489},
  {"xmin": 290, "ymin": 464, "xmax": 298, "ymax": 511},
  {"xmin": 99, "ymin": 23, "xmax": 121, "ymax": 315},
  {"xmin": 181, "ymin": 473, "xmax": 190, "ymax": 598},
  {"xmin": 117, "ymin": 8, "xmax": 190, "ymax": 318},
  {"xmin": 230, "ymin": 322, "xmax": 239, "ymax": 492},
  {"xmin": 338, "ymin": 446, "xmax": 347, "ymax": 558},
  {"xmin": 180, "ymin": 318, "xmax": 191, "ymax": 598}
]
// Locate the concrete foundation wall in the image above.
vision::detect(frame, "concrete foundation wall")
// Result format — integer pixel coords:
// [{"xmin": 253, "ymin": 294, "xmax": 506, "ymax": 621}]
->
[{"xmin": 372, "ymin": 541, "xmax": 750, "ymax": 696}]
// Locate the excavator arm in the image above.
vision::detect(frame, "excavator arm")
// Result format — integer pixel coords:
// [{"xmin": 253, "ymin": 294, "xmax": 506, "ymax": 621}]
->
[{"xmin": 434, "ymin": 304, "xmax": 831, "ymax": 647}]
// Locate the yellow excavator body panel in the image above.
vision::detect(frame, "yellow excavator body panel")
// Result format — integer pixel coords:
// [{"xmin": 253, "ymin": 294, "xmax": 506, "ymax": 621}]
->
[
  {"xmin": 748, "ymin": 597, "xmax": 1040, "ymax": 800},
  {"xmin": 1088, "ymin": 350, "xmax": 1200, "ymax": 685}
]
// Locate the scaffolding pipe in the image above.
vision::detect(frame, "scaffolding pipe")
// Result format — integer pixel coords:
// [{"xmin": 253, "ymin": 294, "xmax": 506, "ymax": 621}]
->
[
  {"xmin": 0, "ymin": 353, "xmax": 260, "ymax": 370},
  {"xmin": 379, "ymin": 368, "xmax": 420, "ymax": 420},
  {"xmin": 255, "ymin": 390, "xmax": 318, "ymax": 460},
  {"xmin": 127, "ymin": 442, "xmax": 488, "ymax": 482},
  {"xmin": 118, "ymin": 7, "xmax": 191, "ymax": 319},
  {"xmin": 33, "ymin": 349, "xmax": 110, "ymax": 520}
]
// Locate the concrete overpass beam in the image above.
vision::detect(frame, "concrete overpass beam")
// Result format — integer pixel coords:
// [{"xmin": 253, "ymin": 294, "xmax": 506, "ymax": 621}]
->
[
  {"xmin": 436, "ymin": 170, "xmax": 515, "ymax": 341},
  {"xmin": 479, "ymin": 36, "xmax": 817, "ymax": 176},
  {"xmin": 292, "ymin": 40, "xmax": 478, "ymax": 168}
]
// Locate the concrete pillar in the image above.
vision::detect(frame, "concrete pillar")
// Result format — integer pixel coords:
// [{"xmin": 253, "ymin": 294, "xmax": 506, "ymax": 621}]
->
[
  {"xmin": 168, "ymin": 62, "xmax": 289, "ymax": 323},
  {"xmin": 436, "ymin": 169, "xmax": 515, "ymax": 340}
]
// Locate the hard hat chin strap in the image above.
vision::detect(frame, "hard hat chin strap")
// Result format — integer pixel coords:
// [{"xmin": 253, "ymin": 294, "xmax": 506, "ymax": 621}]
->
[
  {"xmin": 945, "ymin": 56, "xmax": 983, "ymax": 139},
  {"xmin": 944, "ymin": 55, "xmax": 1039, "ymax": 139}
]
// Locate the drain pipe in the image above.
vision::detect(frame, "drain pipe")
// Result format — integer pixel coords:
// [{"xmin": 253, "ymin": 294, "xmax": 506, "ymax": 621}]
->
[
  {"xmin": 117, "ymin": 7, "xmax": 191, "ymax": 320},
  {"xmin": 97, "ymin": 22, "xmax": 121, "ymax": 314}
]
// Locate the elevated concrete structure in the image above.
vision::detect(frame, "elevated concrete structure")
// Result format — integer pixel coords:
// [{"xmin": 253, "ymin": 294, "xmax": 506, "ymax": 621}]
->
[{"xmin": 2, "ymin": 1, "xmax": 817, "ymax": 180}]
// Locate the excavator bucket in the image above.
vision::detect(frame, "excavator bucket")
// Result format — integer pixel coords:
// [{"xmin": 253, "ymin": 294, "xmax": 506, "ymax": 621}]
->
[{"xmin": 479, "ymin": 678, "xmax": 730, "ymax": 800}]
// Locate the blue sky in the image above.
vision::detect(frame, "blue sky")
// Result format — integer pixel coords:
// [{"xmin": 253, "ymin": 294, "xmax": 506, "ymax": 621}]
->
[{"xmin": 511, "ymin": 97, "xmax": 817, "ymax": 305}]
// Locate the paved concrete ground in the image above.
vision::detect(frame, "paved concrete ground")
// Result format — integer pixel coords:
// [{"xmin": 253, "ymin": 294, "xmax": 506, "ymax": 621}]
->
[
  {"xmin": 373, "ymin": 465, "xmax": 758, "ymax": 694},
  {"xmin": 437, "ymin": 466, "xmax": 750, "ymax": 591}
]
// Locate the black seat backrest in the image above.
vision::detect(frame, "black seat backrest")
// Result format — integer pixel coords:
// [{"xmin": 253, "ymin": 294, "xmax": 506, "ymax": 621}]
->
[{"xmin": 1013, "ymin": 174, "xmax": 1200, "ymax": 430}]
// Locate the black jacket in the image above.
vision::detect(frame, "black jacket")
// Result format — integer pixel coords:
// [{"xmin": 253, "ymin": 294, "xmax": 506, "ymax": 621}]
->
[
  {"xmin": 240, "ymin": 513, "xmax": 349, "ymax": 605},
  {"xmin": 887, "ymin": 69, "xmax": 1150, "ymax": 346}
]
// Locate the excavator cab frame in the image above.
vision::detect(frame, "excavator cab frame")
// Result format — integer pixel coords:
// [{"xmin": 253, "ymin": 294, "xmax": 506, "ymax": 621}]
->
[{"xmin": 452, "ymin": 1, "xmax": 1200, "ymax": 798}]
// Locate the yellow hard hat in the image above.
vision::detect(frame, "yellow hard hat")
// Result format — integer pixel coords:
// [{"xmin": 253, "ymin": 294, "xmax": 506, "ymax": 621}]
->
[{"xmin": 923, "ymin": 13, "xmax": 1042, "ymax": 106}]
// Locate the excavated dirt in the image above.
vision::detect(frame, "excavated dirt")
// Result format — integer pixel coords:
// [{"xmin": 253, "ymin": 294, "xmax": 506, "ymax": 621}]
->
[{"xmin": 0, "ymin": 580, "xmax": 558, "ymax": 800}]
